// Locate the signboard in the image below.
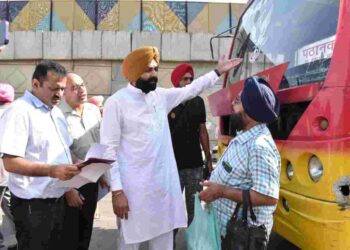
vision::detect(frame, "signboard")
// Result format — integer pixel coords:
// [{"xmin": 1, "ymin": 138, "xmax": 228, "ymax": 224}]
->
[{"xmin": 295, "ymin": 35, "xmax": 336, "ymax": 66}]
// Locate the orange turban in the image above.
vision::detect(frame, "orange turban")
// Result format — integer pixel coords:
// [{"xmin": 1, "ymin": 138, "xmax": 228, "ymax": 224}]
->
[
  {"xmin": 122, "ymin": 46, "xmax": 160, "ymax": 82},
  {"xmin": 171, "ymin": 63, "xmax": 194, "ymax": 87}
]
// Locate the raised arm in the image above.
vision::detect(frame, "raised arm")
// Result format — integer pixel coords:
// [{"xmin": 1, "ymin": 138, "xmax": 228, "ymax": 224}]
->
[{"xmin": 161, "ymin": 56, "xmax": 242, "ymax": 113}]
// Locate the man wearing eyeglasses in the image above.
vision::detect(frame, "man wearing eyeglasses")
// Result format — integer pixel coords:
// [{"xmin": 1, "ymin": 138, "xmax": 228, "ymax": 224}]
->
[
  {"xmin": 61, "ymin": 73, "xmax": 106, "ymax": 250},
  {"xmin": 100, "ymin": 46, "xmax": 242, "ymax": 250},
  {"xmin": 168, "ymin": 63, "xmax": 212, "ymax": 229},
  {"xmin": 199, "ymin": 77, "xmax": 281, "ymax": 246},
  {"xmin": 0, "ymin": 61, "xmax": 80, "ymax": 250}
]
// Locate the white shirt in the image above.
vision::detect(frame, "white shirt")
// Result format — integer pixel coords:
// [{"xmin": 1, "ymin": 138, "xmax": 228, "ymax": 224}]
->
[
  {"xmin": 0, "ymin": 91, "xmax": 73, "ymax": 199},
  {"xmin": 0, "ymin": 105, "xmax": 9, "ymax": 186},
  {"xmin": 100, "ymin": 71, "xmax": 219, "ymax": 244},
  {"xmin": 64, "ymin": 103, "xmax": 101, "ymax": 160}
]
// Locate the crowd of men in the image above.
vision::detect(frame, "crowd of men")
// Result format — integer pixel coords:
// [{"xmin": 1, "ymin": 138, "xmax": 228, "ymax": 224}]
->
[{"xmin": 0, "ymin": 44, "xmax": 281, "ymax": 250}]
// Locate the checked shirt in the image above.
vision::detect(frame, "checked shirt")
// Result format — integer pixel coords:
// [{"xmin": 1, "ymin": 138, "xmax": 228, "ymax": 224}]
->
[{"xmin": 210, "ymin": 124, "xmax": 281, "ymax": 236}]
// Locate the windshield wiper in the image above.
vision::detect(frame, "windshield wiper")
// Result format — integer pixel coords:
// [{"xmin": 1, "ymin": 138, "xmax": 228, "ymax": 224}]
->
[{"xmin": 232, "ymin": 33, "xmax": 251, "ymax": 77}]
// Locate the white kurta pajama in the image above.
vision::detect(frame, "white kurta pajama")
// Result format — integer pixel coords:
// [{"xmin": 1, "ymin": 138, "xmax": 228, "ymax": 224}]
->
[{"xmin": 100, "ymin": 71, "xmax": 219, "ymax": 247}]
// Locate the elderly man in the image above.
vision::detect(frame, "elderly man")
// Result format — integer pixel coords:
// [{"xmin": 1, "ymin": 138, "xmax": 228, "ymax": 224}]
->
[
  {"xmin": 62, "ymin": 73, "xmax": 102, "ymax": 250},
  {"xmin": 199, "ymin": 76, "xmax": 281, "ymax": 246},
  {"xmin": 100, "ymin": 46, "xmax": 241, "ymax": 250},
  {"xmin": 168, "ymin": 63, "xmax": 212, "ymax": 226},
  {"xmin": 0, "ymin": 61, "xmax": 80, "ymax": 250}
]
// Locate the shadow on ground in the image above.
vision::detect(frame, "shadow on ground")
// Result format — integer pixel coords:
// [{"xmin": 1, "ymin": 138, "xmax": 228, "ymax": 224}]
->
[
  {"xmin": 90, "ymin": 228, "xmax": 187, "ymax": 250},
  {"xmin": 268, "ymin": 232, "xmax": 300, "ymax": 250},
  {"xmin": 89, "ymin": 227, "xmax": 299, "ymax": 250},
  {"xmin": 89, "ymin": 228, "xmax": 118, "ymax": 250}
]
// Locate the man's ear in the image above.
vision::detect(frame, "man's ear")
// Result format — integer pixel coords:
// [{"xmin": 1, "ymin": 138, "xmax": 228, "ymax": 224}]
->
[{"xmin": 32, "ymin": 79, "xmax": 40, "ymax": 90}]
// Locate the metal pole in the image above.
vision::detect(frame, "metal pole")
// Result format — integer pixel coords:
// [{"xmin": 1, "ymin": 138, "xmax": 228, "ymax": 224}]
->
[
  {"xmin": 6, "ymin": 0, "xmax": 10, "ymax": 22},
  {"xmin": 229, "ymin": 3, "xmax": 232, "ymax": 33},
  {"xmin": 185, "ymin": 1, "xmax": 188, "ymax": 32},
  {"xmin": 50, "ymin": 0, "xmax": 53, "ymax": 31},
  {"xmin": 140, "ymin": 0, "xmax": 143, "ymax": 31},
  {"xmin": 95, "ymin": 0, "xmax": 98, "ymax": 30}
]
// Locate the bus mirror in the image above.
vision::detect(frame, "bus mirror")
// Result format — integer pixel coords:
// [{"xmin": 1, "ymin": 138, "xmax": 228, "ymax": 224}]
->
[{"xmin": 210, "ymin": 26, "xmax": 237, "ymax": 59}]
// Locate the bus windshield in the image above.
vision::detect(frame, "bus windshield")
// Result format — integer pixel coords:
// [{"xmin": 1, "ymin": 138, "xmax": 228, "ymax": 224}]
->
[{"xmin": 228, "ymin": 0, "xmax": 340, "ymax": 89}]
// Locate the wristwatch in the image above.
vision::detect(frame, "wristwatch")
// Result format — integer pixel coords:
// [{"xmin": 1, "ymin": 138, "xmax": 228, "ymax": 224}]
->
[{"xmin": 214, "ymin": 69, "xmax": 221, "ymax": 77}]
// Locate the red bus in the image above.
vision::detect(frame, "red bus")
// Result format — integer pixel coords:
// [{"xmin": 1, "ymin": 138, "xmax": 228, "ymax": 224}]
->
[{"xmin": 208, "ymin": 0, "xmax": 350, "ymax": 249}]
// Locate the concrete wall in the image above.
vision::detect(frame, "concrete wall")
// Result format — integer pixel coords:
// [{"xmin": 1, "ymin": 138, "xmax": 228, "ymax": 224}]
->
[
  {"xmin": 0, "ymin": 31, "xmax": 232, "ymax": 147},
  {"xmin": 0, "ymin": 31, "xmax": 231, "ymax": 61}
]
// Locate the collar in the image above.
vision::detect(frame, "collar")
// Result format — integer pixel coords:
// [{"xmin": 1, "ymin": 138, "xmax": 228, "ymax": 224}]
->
[
  {"xmin": 127, "ymin": 83, "xmax": 144, "ymax": 95},
  {"xmin": 64, "ymin": 102, "xmax": 88, "ymax": 117},
  {"xmin": 234, "ymin": 123, "xmax": 267, "ymax": 145},
  {"xmin": 24, "ymin": 90, "xmax": 51, "ymax": 111}
]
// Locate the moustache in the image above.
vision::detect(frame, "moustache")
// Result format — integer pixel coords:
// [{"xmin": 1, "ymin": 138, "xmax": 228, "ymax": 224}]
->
[{"xmin": 148, "ymin": 77, "xmax": 158, "ymax": 85}]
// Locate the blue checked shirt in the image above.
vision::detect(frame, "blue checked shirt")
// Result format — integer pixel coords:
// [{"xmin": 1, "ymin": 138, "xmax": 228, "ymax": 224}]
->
[{"xmin": 210, "ymin": 124, "xmax": 280, "ymax": 236}]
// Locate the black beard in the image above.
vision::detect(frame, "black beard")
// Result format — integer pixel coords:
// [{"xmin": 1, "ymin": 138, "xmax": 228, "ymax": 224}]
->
[
  {"xmin": 230, "ymin": 112, "xmax": 245, "ymax": 133},
  {"xmin": 135, "ymin": 77, "xmax": 158, "ymax": 94}
]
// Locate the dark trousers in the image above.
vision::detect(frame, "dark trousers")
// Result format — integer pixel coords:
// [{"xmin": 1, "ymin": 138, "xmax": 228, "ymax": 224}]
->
[
  {"xmin": 174, "ymin": 167, "xmax": 203, "ymax": 245},
  {"xmin": 178, "ymin": 167, "xmax": 203, "ymax": 225},
  {"xmin": 0, "ymin": 187, "xmax": 14, "ymax": 244},
  {"xmin": 63, "ymin": 183, "xmax": 98, "ymax": 250},
  {"xmin": 11, "ymin": 194, "xmax": 65, "ymax": 250}
]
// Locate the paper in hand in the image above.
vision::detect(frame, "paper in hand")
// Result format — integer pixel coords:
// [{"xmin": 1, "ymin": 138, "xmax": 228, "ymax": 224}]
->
[
  {"xmin": 77, "ymin": 158, "xmax": 114, "ymax": 170},
  {"xmin": 59, "ymin": 143, "xmax": 115, "ymax": 188}
]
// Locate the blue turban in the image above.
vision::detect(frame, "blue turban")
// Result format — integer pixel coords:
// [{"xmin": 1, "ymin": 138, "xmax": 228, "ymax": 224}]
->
[{"xmin": 241, "ymin": 76, "xmax": 280, "ymax": 124}]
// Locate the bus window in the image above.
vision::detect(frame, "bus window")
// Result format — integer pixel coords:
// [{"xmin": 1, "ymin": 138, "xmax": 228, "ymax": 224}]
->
[{"xmin": 227, "ymin": 0, "xmax": 339, "ymax": 89}]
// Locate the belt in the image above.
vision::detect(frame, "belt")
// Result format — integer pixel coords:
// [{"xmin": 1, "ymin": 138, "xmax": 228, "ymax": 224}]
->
[{"xmin": 11, "ymin": 193, "xmax": 64, "ymax": 203}]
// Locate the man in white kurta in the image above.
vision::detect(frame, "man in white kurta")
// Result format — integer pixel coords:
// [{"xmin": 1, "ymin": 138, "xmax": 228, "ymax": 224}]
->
[{"xmin": 100, "ymin": 46, "xmax": 241, "ymax": 250}]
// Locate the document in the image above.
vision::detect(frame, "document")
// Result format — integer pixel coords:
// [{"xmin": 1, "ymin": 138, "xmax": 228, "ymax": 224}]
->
[
  {"xmin": 77, "ymin": 158, "xmax": 114, "ymax": 170},
  {"xmin": 59, "ymin": 144, "xmax": 115, "ymax": 189}
]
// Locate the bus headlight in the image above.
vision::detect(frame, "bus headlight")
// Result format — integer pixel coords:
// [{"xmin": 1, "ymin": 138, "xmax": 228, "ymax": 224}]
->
[
  {"xmin": 286, "ymin": 162, "xmax": 293, "ymax": 180},
  {"xmin": 308, "ymin": 156, "xmax": 323, "ymax": 182}
]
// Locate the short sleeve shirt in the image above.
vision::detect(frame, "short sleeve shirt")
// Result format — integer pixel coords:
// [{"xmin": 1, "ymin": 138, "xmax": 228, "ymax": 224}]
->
[
  {"xmin": 210, "ymin": 124, "xmax": 281, "ymax": 236},
  {"xmin": 168, "ymin": 96, "xmax": 206, "ymax": 168},
  {"xmin": 0, "ymin": 91, "xmax": 73, "ymax": 199},
  {"xmin": 64, "ymin": 103, "xmax": 101, "ymax": 160}
]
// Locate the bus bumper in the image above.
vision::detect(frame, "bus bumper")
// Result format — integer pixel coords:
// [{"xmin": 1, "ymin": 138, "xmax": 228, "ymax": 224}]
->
[{"xmin": 274, "ymin": 189, "xmax": 350, "ymax": 250}]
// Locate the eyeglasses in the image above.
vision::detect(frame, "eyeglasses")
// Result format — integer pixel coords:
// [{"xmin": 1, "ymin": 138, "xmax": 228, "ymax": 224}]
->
[
  {"xmin": 182, "ymin": 77, "xmax": 193, "ymax": 82},
  {"xmin": 233, "ymin": 95, "xmax": 241, "ymax": 105},
  {"xmin": 71, "ymin": 83, "xmax": 86, "ymax": 91},
  {"xmin": 145, "ymin": 66, "xmax": 159, "ymax": 73}
]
